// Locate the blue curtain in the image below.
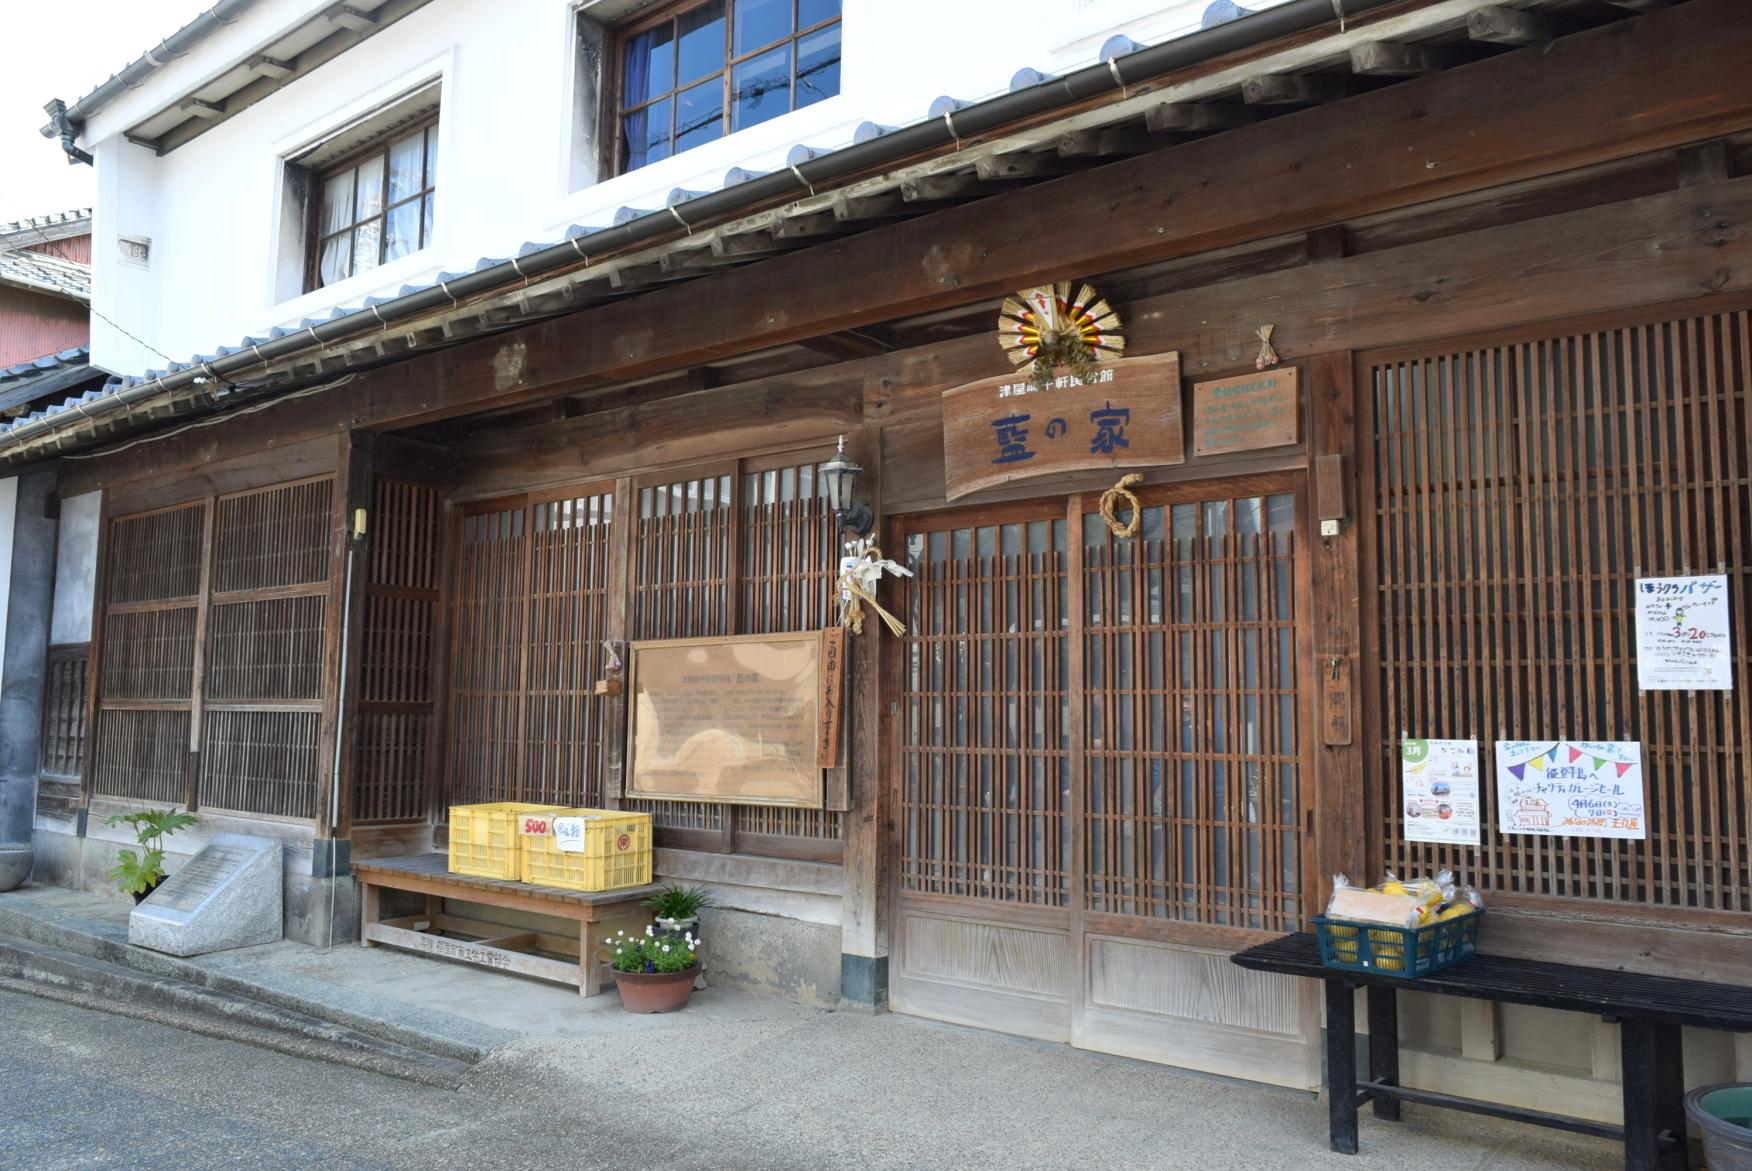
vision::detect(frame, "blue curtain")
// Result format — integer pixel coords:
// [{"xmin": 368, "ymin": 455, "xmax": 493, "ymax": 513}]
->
[{"xmin": 622, "ymin": 32, "xmax": 655, "ymax": 171}]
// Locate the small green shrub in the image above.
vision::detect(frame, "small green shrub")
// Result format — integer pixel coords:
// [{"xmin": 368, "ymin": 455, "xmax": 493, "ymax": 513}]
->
[
  {"xmin": 606, "ymin": 925, "xmax": 699, "ymax": 974},
  {"xmin": 644, "ymin": 882, "xmax": 710, "ymax": 921},
  {"xmin": 105, "ymin": 809, "xmax": 196, "ymax": 896}
]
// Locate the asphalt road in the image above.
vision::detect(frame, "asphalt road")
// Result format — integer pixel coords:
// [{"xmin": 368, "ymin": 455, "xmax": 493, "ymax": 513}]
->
[{"xmin": 0, "ymin": 986, "xmax": 1617, "ymax": 1170}]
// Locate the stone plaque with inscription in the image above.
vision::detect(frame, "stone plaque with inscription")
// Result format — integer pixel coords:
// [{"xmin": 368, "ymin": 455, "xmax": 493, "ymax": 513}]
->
[
  {"xmin": 626, "ymin": 630, "xmax": 827, "ymax": 808},
  {"xmin": 1191, "ymin": 367, "xmax": 1300, "ymax": 456},
  {"xmin": 129, "ymin": 833, "xmax": 283, "ymax": 956}
]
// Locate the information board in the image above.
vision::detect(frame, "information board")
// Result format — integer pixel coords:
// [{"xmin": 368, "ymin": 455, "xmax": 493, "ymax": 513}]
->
[
  {"xmin": 942, "ymin": 352, "xmax": 1184, "ymax": 500},
  {"xmin": 1634, "ymin": 574, "xmax": 1734, "ymax": 691},
  {"xmin": 1401, "ymin": 738, "xmax": 1481, "ymax": 845},
  {"xmin": 1191, "ymin": 367, "xmax": 1300, "ymax": 456},
  {"xmin": 625, "ymin": 630, "xmax": 827, "ymax": 808},
  {"xmin": 1494, "ymin": 739, "xmax": 1646, "ymax": 840}
]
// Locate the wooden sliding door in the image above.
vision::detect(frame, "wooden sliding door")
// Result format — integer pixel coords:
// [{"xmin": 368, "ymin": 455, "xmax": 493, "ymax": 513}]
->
[{"xmin": 889, "ymin": 476, "xmax": 1320, "ymax": 1087}]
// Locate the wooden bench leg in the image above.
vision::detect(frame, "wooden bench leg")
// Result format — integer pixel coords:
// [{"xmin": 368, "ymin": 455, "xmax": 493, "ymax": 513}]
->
[
  {"xmin": 1326, "ymin": 979, "xmax": 1360, "ymax": 1155},
  {"xmin": 580, "ymin": 915, "xmax": 602, "ymax": 997},
  {"xmin": 1619, "ymin": 1018, "xmax": 1687, "ymax": 1171},
  {"xmin": 1367, "ymin": 984, "xmax": 1401, "ymax": 1122},
  {"xmin": 360, "ymin": 880, "xmax": 381, "ymax": 947}
]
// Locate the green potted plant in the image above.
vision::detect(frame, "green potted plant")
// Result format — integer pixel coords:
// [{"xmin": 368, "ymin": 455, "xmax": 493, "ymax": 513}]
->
[
  {"xmin": 645, "ymin": 882, "xmax": 710, "ymax": 935},
  {"xmin": 605, "ymin": 925, "xmax": 700, "ymax": 1013},
  {"xmin": 105, "ymin": 808, "xmax": 197, "ymax": 904}
]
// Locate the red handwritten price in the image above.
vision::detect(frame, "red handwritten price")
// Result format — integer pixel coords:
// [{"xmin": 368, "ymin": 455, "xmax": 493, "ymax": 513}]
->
[{"xmin": 519, "ymin": 815, "xmax": 553, "ymax": 836}]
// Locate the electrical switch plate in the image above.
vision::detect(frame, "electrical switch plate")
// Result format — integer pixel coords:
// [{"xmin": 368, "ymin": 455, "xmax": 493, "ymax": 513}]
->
[{"xmin": 1320, "ymin": 519, "xmax": 1342, "ymax": 537}]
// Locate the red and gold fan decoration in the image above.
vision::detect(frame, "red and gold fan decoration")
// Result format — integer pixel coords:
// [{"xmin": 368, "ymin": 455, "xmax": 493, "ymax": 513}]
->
[{"xmin": 998, "ymin": 281, "xmax": 1125, "ymax": 389}]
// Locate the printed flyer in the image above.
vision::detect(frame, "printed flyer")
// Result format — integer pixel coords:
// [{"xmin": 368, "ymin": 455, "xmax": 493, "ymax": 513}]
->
[
  {"xmin": 1635, "ymin": 574, "xmax": 1733, "ymax": 691},
  {"xmin": 1401, "ymin": 738, "xmax": 1481, "ymax": 845},
  {"xmin": 1494, "ymin": 740, "xmax": 1646, "ymax": 840}
]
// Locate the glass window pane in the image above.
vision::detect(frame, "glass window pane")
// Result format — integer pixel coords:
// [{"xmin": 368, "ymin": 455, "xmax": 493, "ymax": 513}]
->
[
  {"xmin": 317, "ymin": 233, "xmax": 351, "ymax": 287},
  {"xmin": 734, "ymin": 0, "xmax": 791, "ymax": 56},
  {"xmin": 623, "ymin": 24, "xmax": 675, "ymax": 103},
  {"xmin": 731, "ymin": 44, "xmax": 790, "ymax": 131},
  {"xmin": 795, "ymin": 22, "xmax": 840, "ymax": 108},
  {"xmin": 798, "ymin": 0, "xmax": 840, "ymax": 28},
  {"xmin": 676, "ymin": 1, "xmax": 725, "ymax": 85},
  {"xmin": 353, "ymin": 221, "xmax": 382, "ymax": 273},
  {"xmin": 355, "ymin": 154, "xmax": 385, "ymax": 218},
  {"xmin": 321, "ymin": 168, "xmax": 355, "ymax": 234},
  {"xmin": 385, "ymin": 200, "xmax": 420, "ymax": 262},
  {"xmin": 387, "ymin": 132, "xmax": 424, "ymax": 203},
  {"xmin": 421, "ymin": 192, "xmax": 434, "ymax": 248},
  {"xmin": 623, "ymin": 97, "xmax": 672, "ymax": 170},
  {"xmin": 674, "ymin": 78, "xmax": 723, "ymax": 153}
]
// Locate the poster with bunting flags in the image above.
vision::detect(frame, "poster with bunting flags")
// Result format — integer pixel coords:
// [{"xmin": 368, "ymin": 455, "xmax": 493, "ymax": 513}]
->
[{"xmin": 1493, "ymin": 739, "xmax": 1645, "ymax": 839}]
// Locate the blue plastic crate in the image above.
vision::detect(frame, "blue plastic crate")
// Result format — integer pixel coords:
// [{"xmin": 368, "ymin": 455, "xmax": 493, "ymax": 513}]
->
[{"xmin": 1314, "ymin": 909, "xmax": 1481, "ymax": 978}]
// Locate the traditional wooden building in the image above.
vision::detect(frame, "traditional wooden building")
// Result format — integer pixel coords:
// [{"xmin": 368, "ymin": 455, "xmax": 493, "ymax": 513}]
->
[{"xmin": 3, "ymin": 0, "xmax": 1751, "ymax": 1127}]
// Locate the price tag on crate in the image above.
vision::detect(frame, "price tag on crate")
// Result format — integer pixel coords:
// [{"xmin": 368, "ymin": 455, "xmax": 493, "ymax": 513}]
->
[
  {"xmin": 518, "ymin": 813, "xmax": 554, "ymax": 836},
  {"xmin": 553, "ymin": 817, "xmax": 586, "ymax": 854}
]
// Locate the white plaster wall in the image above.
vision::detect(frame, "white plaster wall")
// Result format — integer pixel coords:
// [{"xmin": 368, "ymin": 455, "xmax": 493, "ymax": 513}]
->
[
  {"xmin": 81, "ymin": 0, "xmax": 1285, "ymax": 375},
  {"xmin": 0, "ymin": 476, "xmax": 15, "ymax": 696},
  {"xmin": 48, "ymin": 490, "xmax": 101, "ymax": 647}
]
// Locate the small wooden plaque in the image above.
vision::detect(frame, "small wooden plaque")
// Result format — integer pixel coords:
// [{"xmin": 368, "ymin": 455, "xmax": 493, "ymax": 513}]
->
[
  {"xmin": 1322, "ymin": 656, "xmax": 1353, "ymax": 746},
  {"xmin": 942, "ymin": 352, "xmax": 1184, "ymax": 500},
  {"xmin": 1191, "ymin": 367, "xmax": 1300, "ymax": 456},
  {"xmin": 817, "ymin": 626, "xmax": 847, "ymax": 769}
]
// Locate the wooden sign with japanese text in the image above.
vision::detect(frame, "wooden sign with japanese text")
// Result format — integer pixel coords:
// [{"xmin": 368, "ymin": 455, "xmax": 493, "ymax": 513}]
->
[
  {"xmin": 625, "ymin": 630, "xmax": 826, "ymax": 808},
  {"xmin": 1191, "ymin": 367, "xmax": 1300, "ymax": 456},
  {"xmin": 1321, "ymin": 656, "xmax": 1353, "ymax": 746},
  {"xmin": 942, "ymin": 352, "xmax": 1184, "ymax": 500},
  {"xmin": 817, "ymin": 626, "xmax": 846, "ymax": 769}
]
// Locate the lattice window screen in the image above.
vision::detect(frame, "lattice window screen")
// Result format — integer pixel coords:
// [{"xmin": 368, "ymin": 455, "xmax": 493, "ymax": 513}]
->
[
  {"xmin": 40, "ymin": 648, "xmax": 90, "ymax": 779},
  {"xmin": 1369, "ymin": 309, "xmax": 1752, "ymax": 912}
]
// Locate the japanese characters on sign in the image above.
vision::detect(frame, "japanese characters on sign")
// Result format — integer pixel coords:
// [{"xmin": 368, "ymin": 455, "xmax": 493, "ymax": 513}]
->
[
  {"xmin": 942, "ymin": 352, "xmax": 1184, "ymax": 500},
  {"xmin": 1401, "ymin": 738, "xmax": 1481, "ymax": 845},
  {"xmin": 1634, "ymin": 574, "xmax": 1734, "ymax": 691},
  {"xmin": 1191, "ymin": 367, "xmax": 1301, "ymax": 456},
  {"xmin": 1494, "ymin": 740, "xmax": 1646, "ymax": 840}
]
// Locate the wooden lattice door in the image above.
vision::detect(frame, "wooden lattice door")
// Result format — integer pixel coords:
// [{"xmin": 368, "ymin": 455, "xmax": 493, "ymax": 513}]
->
[{"xmin": 888, "ymin": 477, "xmax": 1320, "ymax": 1087}]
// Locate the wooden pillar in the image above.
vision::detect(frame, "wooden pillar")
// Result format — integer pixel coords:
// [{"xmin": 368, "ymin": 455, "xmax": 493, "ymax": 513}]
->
[
  {"xmin": 1307, "ymin": 352, "xmax": 1367, "ymax": 893},
  {"xmin": 840, "ymin": 426, "xmax": 887, "ymax": 1007},
  {"xmin": 315, "ymin": 431, "xmax": 372, "ymax": 871}
]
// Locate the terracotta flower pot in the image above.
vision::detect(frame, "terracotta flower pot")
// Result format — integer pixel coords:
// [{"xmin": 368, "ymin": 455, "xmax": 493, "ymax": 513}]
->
[{"xmin": 614, "ymin": 965, "xmax": 699, "ymax": 1013}]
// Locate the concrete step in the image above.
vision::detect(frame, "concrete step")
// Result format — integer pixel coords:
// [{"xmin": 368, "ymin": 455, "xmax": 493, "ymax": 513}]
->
[
  {"xmin": 0, "ymin": 933, "xmax": 473, "ymax": 1088},
  {"xmin": 0, "ymin": 888, "xmax": 509, "ymax": 1065}
]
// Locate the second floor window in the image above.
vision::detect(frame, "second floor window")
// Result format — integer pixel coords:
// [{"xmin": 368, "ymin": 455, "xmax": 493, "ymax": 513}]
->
[
  {"xmin": 614, "ymin": 0, "xmax": 842, "ymax": 174},
  {"xmin": 312, "ymin": 118, "xmax": 438, "ymax": 289}
]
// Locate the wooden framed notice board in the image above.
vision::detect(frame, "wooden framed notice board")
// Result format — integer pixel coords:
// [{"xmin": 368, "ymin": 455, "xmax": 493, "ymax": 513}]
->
[{"xmin": 625, "ymin": 629, "xmax": 843, "ymax": 808}]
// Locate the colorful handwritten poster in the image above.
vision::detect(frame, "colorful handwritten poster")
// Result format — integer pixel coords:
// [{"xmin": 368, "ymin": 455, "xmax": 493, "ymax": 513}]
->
[
  {"xmin": 1401, "ymin": 738, "xmax": 1481, "ymax": 844},
  {"xmin": 1635, "ymin": 574, "xmax": 1733, "ymax": 691},
  {"xmin": 1494, "ymin": 740, "xmax": 1645, "ymax": 840}
]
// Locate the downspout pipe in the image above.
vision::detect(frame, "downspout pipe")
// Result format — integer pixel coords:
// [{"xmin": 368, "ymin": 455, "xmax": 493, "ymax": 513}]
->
[
  {"xmin": 38, "ymin": 0, "xmax": 262, "ymax": 154},
  {"xmin": 6, "ymin": 0, "xmax": 1398, "ymax": 455}
]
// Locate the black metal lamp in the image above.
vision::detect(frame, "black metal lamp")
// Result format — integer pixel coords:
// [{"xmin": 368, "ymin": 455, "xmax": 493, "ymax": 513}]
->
[{"xmin": 821, "ymin": 435, "xmax": 873, "ymax": 536}]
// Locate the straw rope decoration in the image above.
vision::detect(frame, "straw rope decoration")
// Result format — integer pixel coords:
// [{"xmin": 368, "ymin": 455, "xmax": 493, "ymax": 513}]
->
[
  {"xmin": 1098, "ymin": 473, "xmax": 1144, "ymax": 539},
  {"xmin": 837, "ymin": 539, "xmax": 913, "ymax": 636}
]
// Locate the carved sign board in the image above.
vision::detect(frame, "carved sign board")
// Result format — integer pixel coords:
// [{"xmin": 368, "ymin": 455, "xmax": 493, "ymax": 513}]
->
[
  {"xmin": 1191, "ymin": 367, "xmax": 1300, "ymax": 457},
  {"xmin": 943, "ymin": 352, "xmax": 1184, "ymax": 500},
  {"xmin": 817, "ymin": 626, "xmax": 846, "ymax": 769},
  {"xmin": 1322, "ymin": 657, "xmax": 1353, "ymax": 746},
  {"xmin": 626, "ymin": 630, "xmax": 827, "ymax": 808}
]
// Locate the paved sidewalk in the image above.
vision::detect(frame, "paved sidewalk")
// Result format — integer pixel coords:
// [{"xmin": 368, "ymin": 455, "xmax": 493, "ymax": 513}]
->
[{"xmin": 0, "ymin": 884, "xmax": 1617, "ymax": 1168}]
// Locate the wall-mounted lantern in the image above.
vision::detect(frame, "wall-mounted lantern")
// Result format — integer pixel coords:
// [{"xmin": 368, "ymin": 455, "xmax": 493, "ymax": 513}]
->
[{"xmin": 821, "ymin": 435, "xmax": 873, "ymax": 536}]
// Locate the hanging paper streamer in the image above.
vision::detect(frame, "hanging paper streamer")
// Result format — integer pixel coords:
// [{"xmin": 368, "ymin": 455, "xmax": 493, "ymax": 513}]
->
[
  {"xmin": 1494, "ymin": 740, "xmax": 1645, "ymax": 839},
  {"xmin": 837, "ymin": 538, "xmax": 913, "ymax": 636}
]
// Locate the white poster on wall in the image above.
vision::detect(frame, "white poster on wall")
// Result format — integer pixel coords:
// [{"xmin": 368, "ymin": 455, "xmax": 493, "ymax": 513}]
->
[
  {"xmin": 1401, "ymin": 738, "xmax": 1481, "ymax": 845},
  {"xmin": 1494, "ymin": 740, "xmax": 1646, "ymax": 840},
  {"xmin": 1635, "ymin": 574, "xmax": 1733, "ymax": 691}
]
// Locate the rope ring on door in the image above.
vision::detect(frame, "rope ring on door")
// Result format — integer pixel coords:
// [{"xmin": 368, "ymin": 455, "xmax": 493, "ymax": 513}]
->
[{"xmin": 1098, "ymin": 473, "xmax": 1144, "ymax": 539}]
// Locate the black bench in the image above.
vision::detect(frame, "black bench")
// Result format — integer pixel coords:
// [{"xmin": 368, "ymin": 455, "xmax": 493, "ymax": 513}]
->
[{"xmin": 1232, "ymin": 933, "xmax": 1752, "ymax": 1170}]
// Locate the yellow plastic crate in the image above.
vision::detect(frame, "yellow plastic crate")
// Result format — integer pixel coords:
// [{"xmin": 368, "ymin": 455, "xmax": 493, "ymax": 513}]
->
[
  {"xmin": 448, "ymin": 803, "xmax": 563, "ymax": 880},
  {"xmin": 520, "ymin": 808, "xmax": 654, "ymax": 892}
]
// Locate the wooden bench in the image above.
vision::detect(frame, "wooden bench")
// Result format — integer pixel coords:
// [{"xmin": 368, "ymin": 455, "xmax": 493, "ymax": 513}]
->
[
  {"xmin": 354, "ymin": 854, "xmax": 662, "ymax": 996},
  {"xmin": 1232, "ymin": 932, "xmax": 1752, "ymax": 1171}
]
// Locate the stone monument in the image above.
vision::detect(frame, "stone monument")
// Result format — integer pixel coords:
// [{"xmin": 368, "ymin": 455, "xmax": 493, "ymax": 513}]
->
[{"xmin": 129, "ymin": 834, "xmax": 284, "ymax": 956}]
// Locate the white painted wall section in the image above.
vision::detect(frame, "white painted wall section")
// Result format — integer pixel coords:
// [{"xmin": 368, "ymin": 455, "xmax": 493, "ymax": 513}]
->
[{"xmin": 49, "ymin": 490, "xmax": 101, "ymax": 647}]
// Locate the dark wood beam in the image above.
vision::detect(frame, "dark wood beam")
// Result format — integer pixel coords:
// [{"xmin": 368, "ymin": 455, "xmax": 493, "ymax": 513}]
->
[
  {"xmin": 71, "ymin": 0, "xmax": 1752, "ymax": 449},
  {"xmin": 797, "ymin": 327, "xmax": 896, "ymax": 361},
  {"xmin": 1242, "ymin": 74, "xmax": 1353, "ymax": 106},
  {"xmin": 973, "ymin": 151, "xmax": 1077, "ymax": 181},
  {"xmin": 1468, "ymin": 6, "xmax": 1559, "ymax": 45},
  {"xmin": 899, "ymin": 171, "xmax": 985, "ymax": 202},
  {"xmin": 1056, "ymin": 127, "xmax": 1153, "ymax": 158},
  {"xmin": 1349, "ymin": 42, "xmax": 1447, "ymax": 77},
  {"xmin": 1144, "ymin": 102, "xmax": 1262, "ymax": 133}
]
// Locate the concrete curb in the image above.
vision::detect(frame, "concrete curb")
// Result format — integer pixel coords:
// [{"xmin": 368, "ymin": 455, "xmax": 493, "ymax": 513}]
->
[
  {"xmin": 0, "ymin": 934, "xmax": 472, "ymax": 1088},
  {"xmin": 0, "ymin": 893, "xmax": 506, "ymax": 1063}
]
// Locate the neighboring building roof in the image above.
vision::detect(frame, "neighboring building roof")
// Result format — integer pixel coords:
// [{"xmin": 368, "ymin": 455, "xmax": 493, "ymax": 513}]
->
[
  {"xmin": 0, "ymin": 347, "xmax": 110, "ymax": 420},
  {"xmin": 0, "ymin": 208, "xmax": 92, "ymax": 251},
  {"xmin": 0, "ymin": 247, "xmax": 91, "ymax": 303}
]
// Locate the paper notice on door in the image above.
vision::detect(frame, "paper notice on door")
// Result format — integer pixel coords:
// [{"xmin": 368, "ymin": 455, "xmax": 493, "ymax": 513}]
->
[
  {"xmin": 1635, "ymin": 574, "xmax": 1733, "ymax": 691},
  {"xmin": 1401, "ymin": 738, "xmax": 1481, "ymax": 845}
]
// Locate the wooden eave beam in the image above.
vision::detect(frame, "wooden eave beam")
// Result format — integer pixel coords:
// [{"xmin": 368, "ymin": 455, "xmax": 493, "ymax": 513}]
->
[
  {"xmin": 1350, "ymin": 41, "xmax": 1448, "ymax": 77},
  {"xmin": 1242, "ymin": 74, "xmax": 1353, "ymax": 106},
  {"xmin": 973, "ymin": 151, "xmax": 1078, "ymax": 181},
  {"xmin": 73, "ymin": 0, "xmax": 1752, "ymax": 442},
  {"xmin": 1056, "ymin": 127, "xmax": 1153, "ymax": 158},
  {"xmin": 1468, "ymin": 6, "xmax": 1559, "ymax": 45},
  {"xmin": 1145, "ymin": 101, "xmax": 1263, "ymax": 133}
]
